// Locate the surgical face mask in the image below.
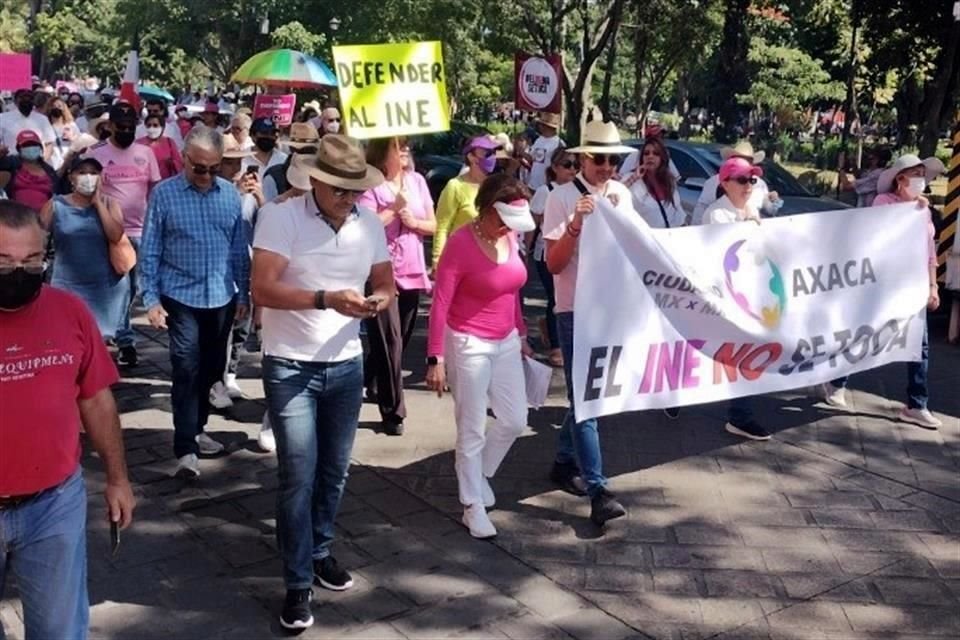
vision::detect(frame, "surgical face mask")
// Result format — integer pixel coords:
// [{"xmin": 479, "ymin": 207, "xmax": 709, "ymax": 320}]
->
[
  {"xmin": 477, "ymin": 153, "xmax": 497, "ymax": 175},
  {"xmin": 75, "ymin": 174, "xmax": 99, "ymax": 195},
  {"xmin": 255, "ymin": 137, "xmax": 276, "ymax": 153},
  {"xmin": 20, "ymin": 146, "xmax": 42, "ymax": 162},
  {"xmin": 146, "ymin": 126, "xmax": 163, "ymax": 140},
  {"xmin": 904, "ymin": 176, "xmax": 926, "ymax": 199},
  {"xmin": 324, "ymin": 120, "xmax": 340, "ymax": 134},
  {"xmin": 0, "ymin": 267, "xmax": 44, "ymax": 310}
]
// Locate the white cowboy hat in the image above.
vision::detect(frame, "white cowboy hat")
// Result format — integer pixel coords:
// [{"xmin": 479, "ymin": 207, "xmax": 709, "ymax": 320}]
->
[
  {"xmin": 876, "ymin": 154, "xmax": 945, "ymax": 194},
  {"xmin": 535, "ymin": 112, "xmax": 562, "ymax": 130},
  {"xmin": 491, "ymin": 133, "xmax": 514, "ymax": 158},
  {"xmin": 303, "ymin": 134, "xmax": 384, "ymax": 190},
  {"xmin": 720, "ymin": 141, "xmax": 765, "ymax": 164},
  {"xmin": 286, "ymin": 153, "xmax": 313, "ymax": 191},
  {"xmin": 493, "ymin": 199, "xmax": 536, "ymax": 232},
  {"xmin": 566, "ymin": 109, "xmax": 634, "ymax": 155},
  {"xmin": 222, "ymin": 134, "xmax": 253, "ymax": 159},
  {"xmin": 283, "ymin": 122, "xmax": 320, "ymax": 150}
]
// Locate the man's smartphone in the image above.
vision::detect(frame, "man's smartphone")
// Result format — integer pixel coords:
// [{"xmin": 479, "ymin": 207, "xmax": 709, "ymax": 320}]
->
[
  {"xmin": 110, "ymin": 520, "xmax": 120, "ymax": 556},
  {"xmin": 244, "ymin": 165, "xmax": 259, "ymax": 176}
]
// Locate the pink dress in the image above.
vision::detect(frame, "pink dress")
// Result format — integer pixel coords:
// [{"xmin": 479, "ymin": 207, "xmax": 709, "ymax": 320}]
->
[
  {"xmin": 427, "ymin": 226, "xmax": 528, "ymax": 357},
  {"xmin": 358, "ymin": 171, "xmax": 434, "ymax": 291}
]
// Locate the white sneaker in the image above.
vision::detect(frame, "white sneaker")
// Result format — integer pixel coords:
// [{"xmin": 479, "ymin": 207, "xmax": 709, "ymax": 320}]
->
[
  {"xmin": 196, "ymin": 432, "xmax": 225, "ymax": 455},
  {"xmin": 462, "ymin": 504, "xmax": 497, "ymax": 539},
  {"xmin": 209, "ymin": 382, "xmax": 233, "ymax": 409},
  {"xmin": 899, "ymin": 407, "xmax": 942, "ymax": 430},
  {"xmin": 258, "ymin": 426, "xmax": 276, "ymax": 453},
  {"xmin": 819, "ymin": 383, "xmax": 847, "ymax": 408},
  {"xmin": 224, "ymin": 374, "xmax": 244, "ymax": 399},
  {"xmin": 481, "ymin": 477, "xmax": 496, "ymax": 509},
  {"xmin": 175, "ymin": 453, "xmax": 200, "ymax": 479}
]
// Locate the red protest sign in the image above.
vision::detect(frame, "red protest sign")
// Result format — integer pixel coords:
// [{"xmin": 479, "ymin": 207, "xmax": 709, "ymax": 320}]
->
[
  {"xmin": 253, "ymin": 94, "xmax": 297, "ymax": 127},
  {"xmin": 514, "ymin": 52, "xmax": 562, "ymax": 114}
]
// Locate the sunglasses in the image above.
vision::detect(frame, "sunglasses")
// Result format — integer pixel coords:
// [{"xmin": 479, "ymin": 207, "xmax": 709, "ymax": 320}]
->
[
  {"xmin": 473, "ymin": 148, "xmax": 496, "ymax": 159},
  {"xmin": 332, "ymin": 186, "xmax": 364, "ymax": 198},
  {"xmin": 0, "ymin": 261, "xmax": 47, "ymax": 276},
  {"xmin": 558, "ymin": 160, "xmax": 580, "ymax": 170},
  {"xmin": 585, "ymin": 153, "xmax": 621, "ymax": 166},
  {"xmin": 327, "ymin": 118, "xmax": 342, "ymax": 123},
  {"xmin": 186, "ymin": 155, "xmax": 220, "ymax": 175},
  {"xmin": 730, "ymin": 176, "xmax": 758, "ymax": 185}
]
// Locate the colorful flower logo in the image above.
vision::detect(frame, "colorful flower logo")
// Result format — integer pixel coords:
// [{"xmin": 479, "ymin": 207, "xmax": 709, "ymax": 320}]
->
[{"xmin": 723, "ymin": 239, "xmax": 787, "ymax": 328}]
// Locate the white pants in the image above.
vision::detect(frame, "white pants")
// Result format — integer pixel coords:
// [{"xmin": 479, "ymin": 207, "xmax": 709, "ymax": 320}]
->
[{"xmin": 447, "ymin": 329, "xmax": 528, "ymax": 507}]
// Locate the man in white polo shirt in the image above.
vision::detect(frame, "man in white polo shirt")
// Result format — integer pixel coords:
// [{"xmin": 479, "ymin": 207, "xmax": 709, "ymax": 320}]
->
[
  {"xmin": 0, "ymin": 88, "xmax": 56, "ymax": 161},
  {"xmin": 251, "ymin": 134, "xmax": 394, "ymax": 631}
]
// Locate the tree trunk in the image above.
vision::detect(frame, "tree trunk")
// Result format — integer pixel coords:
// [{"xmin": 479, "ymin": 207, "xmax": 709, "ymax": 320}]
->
[
  {"xmin": 677, "ymin": 72, "xmax": 691, "ymax": 137},
  {"xmin": 598, "ymin": 3, "xmax": 623, "ymax": 116},
  {"xmin": 918, "ymin": 20, "xmax": 960, "ymax": 158},
  {"xmin": 715, "ymin": 0, "xmax": 750, "ymax": 143}
]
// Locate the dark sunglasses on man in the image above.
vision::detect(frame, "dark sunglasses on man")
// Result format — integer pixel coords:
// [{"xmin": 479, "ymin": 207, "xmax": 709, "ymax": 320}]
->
[
  {"xmin": 332, "ymin": 186, "xmax": 363, "ymax": 198},
  {"xmin": 584, "ymin": 153, "xmax": 620, "ymax": 166},
  {"xmin": 186, "ymin": 155, "xmax": 220, "ymax": 176}
]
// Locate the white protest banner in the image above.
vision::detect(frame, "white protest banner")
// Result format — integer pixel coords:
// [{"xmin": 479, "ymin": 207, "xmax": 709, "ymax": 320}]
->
[{"xmin": 572, "ymin": 202, "xmax": 930, "ymax": 421}]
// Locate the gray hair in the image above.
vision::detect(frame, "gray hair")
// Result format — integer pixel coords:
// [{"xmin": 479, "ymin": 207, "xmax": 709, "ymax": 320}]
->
[
  {"xmin": 184, "ymin": 125, "xmax": 224, "ymax": 155},
  {"xmin": 231, "ymin": 113, "xmax": 251, "ymax": 130},
  {"xmin": 0, "ymin": 200, "xmax": 44, "ymax": 231}
]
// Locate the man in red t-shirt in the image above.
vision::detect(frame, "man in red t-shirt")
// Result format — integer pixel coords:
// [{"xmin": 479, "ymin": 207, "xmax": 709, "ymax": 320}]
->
[{"xmin": 0, "ymin": 201, "xmax": 136, "ymax": 640}]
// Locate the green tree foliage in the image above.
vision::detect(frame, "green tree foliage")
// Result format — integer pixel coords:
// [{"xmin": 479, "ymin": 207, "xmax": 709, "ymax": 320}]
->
[
  {"xmin": 269, "ymin": 21, "xmax": 327, "ymax": 56},
  {"xmin": 0, "ymin": 1, "xmax": 30, "ymax": 53}
]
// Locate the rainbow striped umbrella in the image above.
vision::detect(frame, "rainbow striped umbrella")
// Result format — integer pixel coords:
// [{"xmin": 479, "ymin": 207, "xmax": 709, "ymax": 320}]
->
[{"xmin": 231, "ymin": 49, "xmax": 337, "ymax": 88}]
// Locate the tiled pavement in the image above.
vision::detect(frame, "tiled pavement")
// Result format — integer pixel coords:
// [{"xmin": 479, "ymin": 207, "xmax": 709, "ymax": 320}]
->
[{"xmin": 2, "ymin": 302, "xmax": 958, "ymax": 639}]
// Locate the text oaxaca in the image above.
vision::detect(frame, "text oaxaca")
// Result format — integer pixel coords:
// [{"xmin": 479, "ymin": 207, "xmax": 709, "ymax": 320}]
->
[{"xmin": 571, "ymin": 201, "xmax": 930, "ymax": 421}]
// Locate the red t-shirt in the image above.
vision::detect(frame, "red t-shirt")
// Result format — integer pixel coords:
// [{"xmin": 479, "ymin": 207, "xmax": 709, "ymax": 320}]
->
[{"xmin": 0, "ymin": 286, "xmax": 119, "ymax": 495}]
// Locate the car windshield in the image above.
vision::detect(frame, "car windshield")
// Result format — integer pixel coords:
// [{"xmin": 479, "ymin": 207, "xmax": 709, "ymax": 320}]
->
[{"xmin": 690, "ymin": 146, "xmax": 812, "ymax": 197}]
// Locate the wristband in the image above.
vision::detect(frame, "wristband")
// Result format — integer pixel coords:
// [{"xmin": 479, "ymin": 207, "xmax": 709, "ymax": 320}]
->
[
  {"xmin": 314, "ymin": 290, "xmax": 327, "ymax": 310},
  {"xmin": 426, "ymin": 356, "xmax": 443, "ymax": 366}
]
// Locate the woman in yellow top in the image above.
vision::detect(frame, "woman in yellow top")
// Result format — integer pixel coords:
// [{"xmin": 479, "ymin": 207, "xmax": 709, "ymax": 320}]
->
[{"xmin": 432, "ymin": 135, "xmax": 502, "ymax": 267}]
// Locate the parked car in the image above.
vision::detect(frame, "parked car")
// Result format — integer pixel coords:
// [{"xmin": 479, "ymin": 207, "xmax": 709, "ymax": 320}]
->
[{"xmin": 622, "ymin": 139, "xmax": 850, "ymax": 216}]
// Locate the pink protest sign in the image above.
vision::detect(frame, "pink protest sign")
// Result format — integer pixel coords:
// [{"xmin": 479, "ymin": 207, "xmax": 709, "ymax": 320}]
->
[
  {"xmin": 0, "ymin": 54, "xmax": 32, "ymax": 91},
  {"xmin": 253, "ymin": 94, "xmax": 297, "ymax": 126}
]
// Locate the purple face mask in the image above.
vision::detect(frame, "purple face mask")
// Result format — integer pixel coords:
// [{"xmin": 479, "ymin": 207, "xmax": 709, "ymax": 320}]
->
[{"xmin": 477, "ymin": 152, "xmax": 497, "ymax": 175}]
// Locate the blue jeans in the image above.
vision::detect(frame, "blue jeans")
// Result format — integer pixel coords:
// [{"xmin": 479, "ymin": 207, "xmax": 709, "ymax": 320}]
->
[
  {"xmin": 115, "ymin": 236, "xmax": 140, "ymax": 349},
  {"xmin": 0, "ymin": 469, "xmax": 88, "ymax": 640},
  {"xmin": 165, "ymin": 296, "xmax": 236, "ymax": 458},
  {"xmin": 831, "ymin": 318, "xmax": 929, "ymax": 409},
  {"xmin": 554, "ymin": 312, "xmax": 607, "ymax": 498},
  {"xmin": 534, "ymin": 257, "xmax": 558, "ymax": 349},
  {"xmin": 263, "ymin": 355, "xmax": 363, "ymax": 590}
]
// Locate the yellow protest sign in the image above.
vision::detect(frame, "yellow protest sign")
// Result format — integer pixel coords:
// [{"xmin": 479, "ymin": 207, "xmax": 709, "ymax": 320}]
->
[{"xmin": 332, "ymin": 41, "xmax": 451, "ymax": 139}]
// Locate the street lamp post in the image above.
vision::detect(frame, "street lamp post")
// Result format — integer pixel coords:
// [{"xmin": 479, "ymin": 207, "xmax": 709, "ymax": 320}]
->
[{"xmin": 837, "ymin": 0, "xmax": 860, "ymax": 198}]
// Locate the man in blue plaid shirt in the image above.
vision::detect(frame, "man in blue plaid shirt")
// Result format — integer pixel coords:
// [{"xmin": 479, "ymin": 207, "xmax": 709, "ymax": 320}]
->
[{"xmin": 140, "ymin": 125, "xmax": 251, "ymax": 479}]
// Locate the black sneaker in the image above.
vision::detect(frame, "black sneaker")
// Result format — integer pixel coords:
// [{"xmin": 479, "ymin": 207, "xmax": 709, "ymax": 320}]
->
[
  {"xmin": 549, "ymin": 461, "xmax": 587, "ymax": 496},
  {"xmin": 279, "ymin": 588, "xmax": 313, "ymax": 630},
  {"xmin": 725, "ymin": 420, "xmax": 771, "ymax": 441},
  {"xmin": 663, "ymin": 407, "xmax": 681, "ymax": 420},
  {"xmin": 116, "ymin": 345, "xmax": 138, "ymax": 367},
  {"xmin": 313, "ymin": 556, "xmax": 353, "ymax": 591},
  {"xmin": 590, "ymin": 489, "xmax": 627, "ymax": 526},
  {"xmin": 383, "ymin": 418, "xmax": 404, "ymax": 436}
]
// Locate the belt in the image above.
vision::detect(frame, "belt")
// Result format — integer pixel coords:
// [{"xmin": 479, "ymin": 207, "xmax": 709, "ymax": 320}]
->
[{"xmin": 0, "ymin": 491, "xmax": 42, "ymax": 511}]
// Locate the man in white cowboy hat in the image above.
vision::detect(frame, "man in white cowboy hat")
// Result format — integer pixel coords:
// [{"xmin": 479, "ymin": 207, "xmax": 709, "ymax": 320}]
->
[
  {"xmin": 691, "ymin": 141, "xmax": 781, "ymax": 225},
  {"xmin": 541, "ymin": 108, "xmax": 633, "ymax": 527},
  {"xmin": 251, "ymin": 134, "xmax": 394, "ymax": 630},
  {"xmin": 819, "ymin": 153, "xmax": 946, "ymax": 429},
  {"xmin": 139, "ymin": 125, "xmax": 250, "ymax": 478},
  {"xmin": 208, "ymin": 134, "xmax": 263, "ymax": 410},
  {"xmin": 526, "ymin": 111, "xmax": 565, "ymax": 191}
]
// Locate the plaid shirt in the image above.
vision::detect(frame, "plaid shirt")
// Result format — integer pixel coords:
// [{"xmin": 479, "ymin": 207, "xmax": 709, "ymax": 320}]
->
[{"xmin": 140, "ymin": 174, "xmax": 250, "ymax": 310}]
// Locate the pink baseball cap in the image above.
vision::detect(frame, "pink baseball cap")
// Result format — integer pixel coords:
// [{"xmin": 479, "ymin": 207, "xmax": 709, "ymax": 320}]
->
[
  {"xmin": 16, "ymin": 130, "xmax": 42, "ymax": 148},
  {"xmin": 718, "ymin": 157, "xmax": 763, "ymax": 182}
]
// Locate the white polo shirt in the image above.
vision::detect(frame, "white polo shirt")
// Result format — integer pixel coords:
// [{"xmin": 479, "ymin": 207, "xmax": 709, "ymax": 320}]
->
[
  {"xmin": 253, "ymin": 194, "xmax": 390, "ymax": 362},
  {"xmin": 692, "ymin": 174, "xmax": 770, "ymax": 225},
  {"xmin": 542, "ymin": 174, "xmax": 634, "ymax": 314},
  {"xmin": 242, "ymin": 149, "xmax": 288, "ymax": 180},
  {"xmin": 0, "ymin": 110, "xmax": 56, "ymax": 153}
]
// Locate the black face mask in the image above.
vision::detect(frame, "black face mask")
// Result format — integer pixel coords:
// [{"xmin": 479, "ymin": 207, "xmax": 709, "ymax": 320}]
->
[
  {"xmin": 0, "ymin": 268, "xmax": 44, "ymax": 310},
  {"xmin": 17, "ymin": 101, "xmax": 33, "ymax": 117},
  {"xmin": 255, "ymin": 137, "xmax": 276, "ymax": 153},
  {"xmin": 49, "ymin": 108, "xmax": 64, "ymax": 119},
  {"xmin": 113, "ymin": 129, "xmax": 136, "ymax": 148}
]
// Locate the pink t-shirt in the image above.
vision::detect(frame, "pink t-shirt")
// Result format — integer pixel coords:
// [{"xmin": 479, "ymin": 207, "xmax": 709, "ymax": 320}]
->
[
  {"xmin": 10, "ymin": 167, "xmax": 54, "ymax": 212},
  {"xmin": 357, "ymin": 170, "xmax": 434, "ymax": 291},
  {"xmin": 873, "ymin": 192, "xmax": 937, "ymax": 268},
  {"xmin": 86, "ymin": 141, "xmax": 161, "ymax": 237},
  {"xmin": 427, "ymin": 226, "xmax": 528, "ymax": 357},
  {"xmin": 137, "ymin": 136, "xmax": 183, "ymax": 180}
]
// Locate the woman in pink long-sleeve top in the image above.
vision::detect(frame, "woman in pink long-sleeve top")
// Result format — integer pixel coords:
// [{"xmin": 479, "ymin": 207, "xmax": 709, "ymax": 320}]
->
[{"xmin": 426, "ymin": 174, "xmax": 535, "ymax": 540}]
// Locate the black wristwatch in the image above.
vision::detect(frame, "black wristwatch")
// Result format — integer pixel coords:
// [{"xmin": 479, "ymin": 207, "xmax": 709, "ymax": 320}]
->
[
  {"xmin": 426, "ymin": 356, "xmax": 440, "ymax": 366},
  {"xmin": 314, "ymin": 290, "xmax": 327, "ymax": 310}
]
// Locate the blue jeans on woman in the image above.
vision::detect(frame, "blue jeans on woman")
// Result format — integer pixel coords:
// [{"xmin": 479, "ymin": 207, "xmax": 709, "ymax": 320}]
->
[
  {"xmin": 115, "ymin": 236, "xmax": 141, "ymax": 349},
  {"xmin": 831, "ymin": 318, "xmax": 929, "ymax": 409},
  {"xmin": 554, "ymin": 312, "xmax": 608, "ymax": 498},
  {"xmin": 0, "ymin": 469, "xmax": 88, "ymax": 640},
  {"xmin": 263, "ymin": 355, "xmax": 363, "ymax": 590}
]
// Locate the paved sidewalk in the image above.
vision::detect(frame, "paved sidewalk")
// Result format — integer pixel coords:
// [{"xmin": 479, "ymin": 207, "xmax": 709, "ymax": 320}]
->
[{"xmin": 2, "ymin": 304, "xmax": 958, "ymax": 639}]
